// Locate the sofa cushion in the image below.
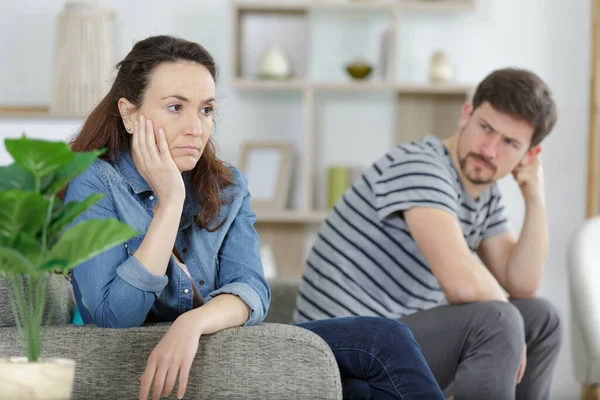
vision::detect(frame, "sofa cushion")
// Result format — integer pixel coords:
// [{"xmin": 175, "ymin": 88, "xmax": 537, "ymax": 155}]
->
[{"xmin": 0, "ymin": 274, "xmax": 75, "ymax": 327}]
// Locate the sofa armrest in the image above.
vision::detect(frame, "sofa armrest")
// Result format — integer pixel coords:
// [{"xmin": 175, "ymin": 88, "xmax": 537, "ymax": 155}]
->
[
  {"xmin": 567, "ymin": 216, "xmax": 600, "ymax": 384},
  {"xmin": 0, "ymin": 323, "xmax": 342, "ymax": 400}
]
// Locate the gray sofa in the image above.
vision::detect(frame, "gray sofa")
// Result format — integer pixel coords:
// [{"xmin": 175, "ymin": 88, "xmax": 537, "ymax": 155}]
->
[{"xmin": 0, "ymin": 276, "xmax": 342, "ymax": 399}]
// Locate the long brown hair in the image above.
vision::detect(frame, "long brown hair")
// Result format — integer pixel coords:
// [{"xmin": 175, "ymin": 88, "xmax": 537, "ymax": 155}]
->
[{"xmin": 68, "ymin": 35, "xmax": 234, "ymax": 231}]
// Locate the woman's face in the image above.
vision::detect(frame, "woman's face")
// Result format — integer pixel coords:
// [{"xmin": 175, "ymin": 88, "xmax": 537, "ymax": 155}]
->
[{"xmin": 120, "ymin": 61, "xmax": 216, "ymax": 172}]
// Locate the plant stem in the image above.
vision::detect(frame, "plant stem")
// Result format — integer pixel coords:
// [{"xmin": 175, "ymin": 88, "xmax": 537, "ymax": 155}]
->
[
  {"xmin": 35, "ymin": 176, "xmax": 40, "ymax": 193},
  {"xmin": 8, "ymin": 274, "xmax": 34, "ymax": 361},
  {"xmin": 25, "ymin": 275, "xmax": 37, "ymax": 361},
  {"xmin": 3, "ymin": 273, "xmax": 25, "ymax": 347},
  {"xmin": 41, "ymin": 196, "xmax": 55, "ymax": 254}
]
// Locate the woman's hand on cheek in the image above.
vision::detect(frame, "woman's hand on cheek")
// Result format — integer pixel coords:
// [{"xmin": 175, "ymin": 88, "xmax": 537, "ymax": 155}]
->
[
  {"xmin": 131, "ymin": 115, "xmax": 186, "ymax": 208},
  {"xmin": 139, "ymin": 312, "xmax": 201, "ymax": 400}
]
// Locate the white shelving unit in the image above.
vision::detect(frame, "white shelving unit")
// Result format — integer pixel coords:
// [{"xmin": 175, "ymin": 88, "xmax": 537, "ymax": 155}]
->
[
  {"xmin": 234, "ymin": 0, "xmax": 476, "ymax": 276},
  {"xmin": 229, "ymin": 0, "xmax": 475, "ymax": 276}
]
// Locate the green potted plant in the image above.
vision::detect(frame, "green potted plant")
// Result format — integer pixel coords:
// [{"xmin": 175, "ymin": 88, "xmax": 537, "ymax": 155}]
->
[{"xmin": 0, "ymin": 135, "xmax": 137, "ymax": 399}]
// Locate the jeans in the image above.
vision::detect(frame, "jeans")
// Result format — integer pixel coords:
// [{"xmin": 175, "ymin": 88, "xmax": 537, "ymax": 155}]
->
[{"xmin": 295, "ymin": 316, "xmax": 445, "ymax": 400}]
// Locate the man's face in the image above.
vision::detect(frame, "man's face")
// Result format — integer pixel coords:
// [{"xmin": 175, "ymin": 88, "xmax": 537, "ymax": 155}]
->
[{"xmin": 456, "ymin": 101, "xmax": 538, "ymax": 185}]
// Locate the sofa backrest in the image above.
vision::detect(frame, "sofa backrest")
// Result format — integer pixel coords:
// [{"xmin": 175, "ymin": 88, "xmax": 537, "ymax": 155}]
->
[{"xmin": 264, "ymin": 279, "xmax": 300, "ymax": 324}]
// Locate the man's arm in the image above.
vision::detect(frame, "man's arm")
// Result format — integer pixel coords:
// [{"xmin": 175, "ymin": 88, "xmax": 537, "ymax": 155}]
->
[
  {"xmin": 477, "ymin": 198, "xmax": 548, "ymax": 298},
  {"xmin": 404, "ymin": 207, "xmax": 507, "ymax": 304},
  {"xmin": 477, "ymin": 152, "xmax": 548, "ymax": 299}
]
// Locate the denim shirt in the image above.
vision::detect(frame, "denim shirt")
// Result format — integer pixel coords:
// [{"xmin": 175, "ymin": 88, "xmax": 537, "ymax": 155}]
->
[{"xmin": 64, "ymin": 151, "xmax": 270, "ymax": 328}]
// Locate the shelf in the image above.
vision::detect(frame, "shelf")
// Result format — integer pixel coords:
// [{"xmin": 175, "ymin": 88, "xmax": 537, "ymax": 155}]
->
[
  {"xmin": 232, "ymin": 0, "xmax": 474, "ymax": 13},
  {"xmin": 399, "ymin": 0, "xmax": 475, "ymax": 11},
  {"xmin": 0, "ymin": 105, "xmax": 85, "ymax": 120},
  {"xmin": 230, "ymin": 79, "xmax": 473, "ymax": 95},
  {"xmin": 229, "ymin": 79, "xmax": 307, "ymax": 90},
  {"xmin": 313, "ymin": 81, "xmax": 398, "ymax": 91},
  {"xmin": 254, "ymin": 209, "xmax": 329, "ymax": 223}
]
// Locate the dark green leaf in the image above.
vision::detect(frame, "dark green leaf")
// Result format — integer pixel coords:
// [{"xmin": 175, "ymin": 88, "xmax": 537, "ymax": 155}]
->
[
  {"xmin": 47, "ymin": 193, "xmax": 104, "ymax": 240},
  {"xmin": 45, "ymin": 150, "xmax": 105, "ymax": 195},
  {"xmin": 4, "ymin": 135, "xmax": 74, "ymax": 178},
  {"xmin": 38, "ymin": 259, "xmax": 69, "ymax": 273},
  {"xmin": 0, "ymin": 246, "xmax": 35, "ymax": 274},
  {"xmin": 12, "ymin": 232, "xmax": 42, "ymax": 266},
  {"xmin": 0, "ymin": 163, "xmax": 35, "ymax": 191},
  {"xmin": 0, "ymin": 190, "xmax": 47, "ymax": 239},
  {"xmin": 46, "ymin": 219, "xmax": 138, "ymax": 273}
]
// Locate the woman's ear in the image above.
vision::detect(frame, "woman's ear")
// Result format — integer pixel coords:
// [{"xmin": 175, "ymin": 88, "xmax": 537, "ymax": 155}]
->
[
  {"xmin": 117, "ymin": 98, "xmax": 137, "ymax": 134},
  {"xmin": 520, "ymin": 145, "xmax": 542, "ymax": 166}
]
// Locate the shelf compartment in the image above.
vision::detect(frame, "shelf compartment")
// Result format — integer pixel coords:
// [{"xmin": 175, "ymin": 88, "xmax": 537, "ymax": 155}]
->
[{"xmin": 255, "ymin": 209, "xmax": 329, "ymax": 223}]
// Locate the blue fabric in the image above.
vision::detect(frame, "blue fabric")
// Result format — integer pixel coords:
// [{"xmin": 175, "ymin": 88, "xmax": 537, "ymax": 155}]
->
[
  {"xmin": 64, "ymin": 151, "xmax": 270, "ymax": 328},
  {"xmin": 72, "ymin": 306, "xmax": 83, "ymax": 325},
  {"xmin": 295, "ymin": 316, "xmax": 445, "ymax": 400}
]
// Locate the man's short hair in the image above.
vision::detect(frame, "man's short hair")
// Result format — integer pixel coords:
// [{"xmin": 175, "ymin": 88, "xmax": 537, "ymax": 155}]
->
[{"xmin": 472, "ymin": 68, "xmax": 557, "ymax": 146}]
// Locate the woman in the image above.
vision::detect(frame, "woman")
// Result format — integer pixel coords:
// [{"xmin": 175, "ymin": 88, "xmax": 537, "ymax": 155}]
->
[{"xmin": 65, "ymin": 35, "xmax": 444, "ymax": 400}]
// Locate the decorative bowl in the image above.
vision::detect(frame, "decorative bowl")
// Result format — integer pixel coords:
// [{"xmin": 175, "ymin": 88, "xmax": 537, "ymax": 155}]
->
[{"xmin": 346, "ymin": 61, "xmax": 373, "ymax": 80}]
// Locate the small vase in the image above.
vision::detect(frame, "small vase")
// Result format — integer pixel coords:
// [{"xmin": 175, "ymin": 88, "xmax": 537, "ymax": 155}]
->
[
  {"xmin": 50, "ymin": 1, "xmax": 115, "ymax": 117},
  {"xmin": 0, "ymin": 357, "xmax": 76, "ymax": 399},
  {"xmin": 257, "ymin": 44, "xmax": 293, "ymax": 80},
  {"xmin": 428, "ymin": 50, "xmax": 454, "ymax": 83}
]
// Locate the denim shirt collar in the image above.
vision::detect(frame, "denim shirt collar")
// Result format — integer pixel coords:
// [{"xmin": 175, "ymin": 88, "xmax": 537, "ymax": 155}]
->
[{"xmin": 115, "ymin": 151, "xmax": 200, "ymax": 229}]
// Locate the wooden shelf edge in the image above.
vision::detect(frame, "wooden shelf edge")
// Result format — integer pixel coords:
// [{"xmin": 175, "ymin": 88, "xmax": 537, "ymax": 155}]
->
[
  {"xmin": 229, "ymin": 79, "xmax": 307, "ymax": 90},
  {"xmin": 0, "ymin": 106, "xmax": 85, "ymax": 120},
  {"xmin": 230, "ymin": 78, "xmax": 473, "ymax": 95},
  {"xmin": 254, "ymin": 209, "xmax": 329, "ymax": 224}
]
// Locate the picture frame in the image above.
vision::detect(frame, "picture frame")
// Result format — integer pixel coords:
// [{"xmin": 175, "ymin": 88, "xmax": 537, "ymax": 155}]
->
[{"xmin": 239, "ymin": 141, "xmax": 293, "ymax": 209}]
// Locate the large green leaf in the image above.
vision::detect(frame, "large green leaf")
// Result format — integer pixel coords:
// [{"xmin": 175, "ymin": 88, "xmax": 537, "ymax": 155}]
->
[
  {"xmin": 45, "ymin": 150, "xmax": 105, "ymax": 195},
  {"xmin": 0, "ymin": 163, "xmax": 35, "ymax": 191},
  {"xmin": 4, "ymin": 135, "xmax": 73, "ymax": 178},
  {"xmin": 0, "ymin": 246, "xmax": 35, "ymax": 274},
  {"xmin": 46, "ymin": 219, "xmax": 138, "ymax": 273},
  {"xmin": 0, "ymin": 190, "xmax": 47, "ymax": 239},
  {"xmin": 47, "ymin": 193, "xmax": 104, "ymax": 240}
]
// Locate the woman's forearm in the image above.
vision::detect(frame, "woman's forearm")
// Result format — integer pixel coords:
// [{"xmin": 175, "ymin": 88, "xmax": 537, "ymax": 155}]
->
[
  {"xmin": 134, "ymin": 201, "xmax": 182, "ymax": 276},
  {"xmin": 186, "ymin": 294, "xmax": 251, "ymax": 335}
]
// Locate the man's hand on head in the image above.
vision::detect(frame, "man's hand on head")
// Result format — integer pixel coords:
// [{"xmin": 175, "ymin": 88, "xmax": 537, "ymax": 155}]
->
[{"xmin": 512, "ymin": 146, "xmax": 545, "ymax": 205}]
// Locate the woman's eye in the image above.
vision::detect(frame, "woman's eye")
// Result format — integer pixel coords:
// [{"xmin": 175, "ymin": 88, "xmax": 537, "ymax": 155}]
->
[
  {"xmin": 482, "ymin": 124, "xmax": 491, "ymax": 132},
  {"xmin": 168, "ymin": 104, "xmax": 182, "ymax": 113},
  {"xmin": 201, "ymin": 106, "xmax": 213, "ymax": 116}
]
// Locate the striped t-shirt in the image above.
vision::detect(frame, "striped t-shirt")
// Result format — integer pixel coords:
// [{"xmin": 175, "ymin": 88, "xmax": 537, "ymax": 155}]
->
[{"xmin": 293, "ymin": 134, "xmax": 510, "ymax": 322}]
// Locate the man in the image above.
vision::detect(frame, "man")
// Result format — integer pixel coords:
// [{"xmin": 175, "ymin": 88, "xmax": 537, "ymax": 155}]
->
[{"xmin": 293, "ymin": 68, "xmax": 561, "ymax": 400}]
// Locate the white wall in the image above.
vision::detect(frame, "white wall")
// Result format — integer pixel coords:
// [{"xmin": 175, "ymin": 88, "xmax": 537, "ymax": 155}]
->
[{"xmin": 0, "ymin": 1, "xmax": 590, "ymax": 398}]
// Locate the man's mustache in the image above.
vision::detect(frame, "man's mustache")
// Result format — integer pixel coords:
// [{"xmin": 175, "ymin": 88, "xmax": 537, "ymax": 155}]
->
[{"xmin": 467, "ymin": 153, "xmax": 497, "ymax": 172}]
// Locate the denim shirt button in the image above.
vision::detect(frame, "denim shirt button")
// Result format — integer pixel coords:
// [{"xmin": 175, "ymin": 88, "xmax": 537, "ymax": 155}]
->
[
  {"xmin": 183, "ymin": 288, "xmax": 189, "ymax": 294},
  {"xmin": 199, "ymin": 280, "xmax": 205, "ymax": 285},
  {"xmin": 149, "ymin": 195, "xmax": 154, "ymax": 201}
]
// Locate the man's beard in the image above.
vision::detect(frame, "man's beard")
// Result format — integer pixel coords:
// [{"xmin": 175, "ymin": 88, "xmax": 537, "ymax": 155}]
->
[{"xmin": 457, "ymin": 149, "xmax": 497, "ymax": 185}]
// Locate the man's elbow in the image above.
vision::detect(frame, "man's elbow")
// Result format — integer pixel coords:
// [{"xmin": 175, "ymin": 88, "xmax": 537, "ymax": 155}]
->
[
  {"xmin": 444, "ymin": 280, "xmax": 507, "ymax": 304},
  {"xmin": 444, "ymin": 284, "xmax": 480, "ymax": 304},
  {"xmin": 507, "ymin": 288, "xmax": 537, "ymax": 299}
]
